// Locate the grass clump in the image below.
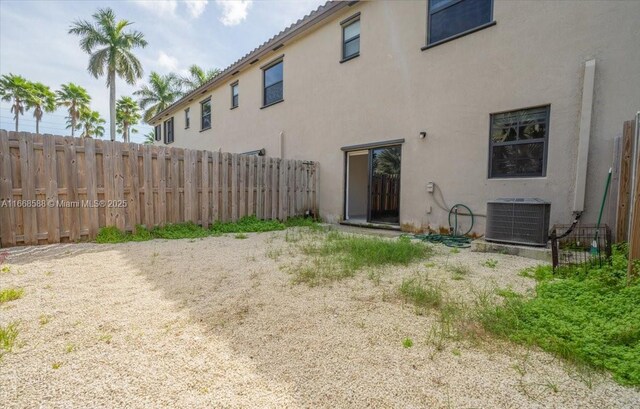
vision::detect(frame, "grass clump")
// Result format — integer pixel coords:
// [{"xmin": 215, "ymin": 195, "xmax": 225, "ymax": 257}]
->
[
  {"xmin": 294, "ymin": 233, "xmax": 431, "ymax": 285},
  {"xmin": 479, "ymin": 244, "xmax": 640, "ymax": 386},
  {"xmin": 211, "ymin": 216, "xmax": 286, "ymax": 234},
  {"xmin": 402, "ymin": 337, "xmax": 414, "ymax": 348},
  {"xmin": 0, "ymin": 288, "xmax": 24, "ymax": 303},
  {"xmin": 518, "ymin": 264, "xmax": 554, "ymax": 282},
  {"xmin": 448, "ymin": 264, "xmax": 470, "ymax": 280},
  {"xmin": 399, "ymin": 277, "xmax": 443, "ymax": 310},
  {"xmin": 482, "ymin": 258, "xmax": 498, "ymax": 268},
  {"xmin": 0, "ymin": 322, "xmax": 19, "ymax": 356}
]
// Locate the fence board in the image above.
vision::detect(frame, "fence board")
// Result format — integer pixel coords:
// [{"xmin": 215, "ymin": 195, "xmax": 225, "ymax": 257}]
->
[
  {"xmin": 212, "ymin": 151, "xmax": 219, "ymax": 222},
  {"xmin": 201, "ymin": 150, "xmax": 209, "ymax": 228},
  {"xmin": 616, "ymin": 121, "xmax": 634, "ymax": 242},
  {"xmin": 0, "ymin": 130, "xmax": 15, "ymax": 246},
  {"xmin": 143, "ymin": 147, "xmax": 154, "ymax": 228},
  {"xmin": 43, "ymin": 135, "xmax": 60, "ymax": 243},
  {"xmin": 157, "ymin": 147, "xmax": 167, "ymax": 225},
  {"xmin": 64, "ymin": 136, "xmax": 80, "ymax": 241},
  {"xmin": 84, "ymin": 138, "xmax": 99, "ymax": 238},
  {"xmin": 0, "ymin": 131, "xmax": 318, "ymax": 247},
  {"xmin": 19, "ymin": 132, "xmax": 37, "ymax": 244},
  {"xmin": 128, "ymin": 143, "xmax": 140, "ymax": 229},
  {"xmin": 170, "ymin": 147, "xmax": 180, "ymax": 223}
]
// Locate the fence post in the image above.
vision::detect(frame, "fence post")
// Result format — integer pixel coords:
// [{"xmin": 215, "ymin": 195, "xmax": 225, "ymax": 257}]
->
[{"xmin": 628, "ymin": 118, "xmax": 640, "ymax": 280}]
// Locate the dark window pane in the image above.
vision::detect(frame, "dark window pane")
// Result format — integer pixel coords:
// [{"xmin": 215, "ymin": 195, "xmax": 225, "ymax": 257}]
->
[
  {"xmin": 264, "ymin": 62, "xmax": 283, "ymax": 87},
  {"xmin": 154, "ymin": 125, "xmax": 161, "ymax": 141},
  {"xmin": 264, "ymin": 81, "xmax": 283, "ymax": 105},
  {"xmin": 429, "ymin": 0, "xmax": 492, "ymax": 44},
  {"xmin": 201, "ymin": 100, "xmax": 211, "ymax": 129},
  {"xmin": 344, "ymin": 37, "xmax": 360, "ymax": 58},
  {"xmin": 232, "ymin": 94, "xmax": 239, "ymax": 108},
  {"xmin": 344, "ymin": 20, "xmax": 360, "ymax": 41},
  {"xmin": 491, "ymin": 143, "xmax": 544, "ymax": 177}
]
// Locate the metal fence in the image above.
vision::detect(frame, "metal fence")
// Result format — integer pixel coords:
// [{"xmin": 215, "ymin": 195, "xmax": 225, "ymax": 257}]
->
[{"xmin": 551, "ymin": 224, "xmax": 612, "ymax": 270}]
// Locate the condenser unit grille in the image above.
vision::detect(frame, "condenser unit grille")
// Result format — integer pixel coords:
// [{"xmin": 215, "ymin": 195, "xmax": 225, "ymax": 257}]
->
[{"xmin": 485, "ymin": 198, "xmax": 550, "ymax": 246}]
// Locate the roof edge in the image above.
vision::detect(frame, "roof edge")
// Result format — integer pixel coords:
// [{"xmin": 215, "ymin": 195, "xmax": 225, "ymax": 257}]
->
[{"xmin": 149, "ymin": 0, "xmax": 355, "ymax": 123}]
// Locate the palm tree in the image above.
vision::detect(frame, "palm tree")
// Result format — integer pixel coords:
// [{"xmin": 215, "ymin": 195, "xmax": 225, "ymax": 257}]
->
[
  {"xmin": 177, "ymin": 64, "xmax": 221, "ymax": 94},
  {"xmin": 116, "ymin": 96, "xmax": 141, "ymax": 142},
  {"xmin": 143, "ymin": 130, "xmax": 155, "ymax": 144},
  {"xmin": 78, "ymin": 109, "xmax": 106, "ymax": 138},
  {"xmin": 0, "ymin": 74, "xmax": 32, "ymax": 132},
  {"xmin": 69, "ymin": 8, "xmax": 147, "ymax": 141},
  {"xmin": 134, "ymin": 71, "xmax": 181, "ymax": 123},
  {"xmin": 56, "ymin": 83, "xmax": 91, "ymax": 137},
  {"xmin": 26, "ymin": 82, "xmax": 56, "ymax": 135}
]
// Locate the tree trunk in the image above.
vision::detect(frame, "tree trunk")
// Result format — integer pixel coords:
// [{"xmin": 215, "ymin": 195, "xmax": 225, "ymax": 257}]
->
[
  {"xmin": 36, "ymin": 119, "xmax": 39, "ymax": 135},
  {"xmin": 14, "ymin": 102, "xmax": 19, "ymax": 132},
  {"xmin": 124, "ymin": 123, "xmax": 129, "ymax": 143},
  {"xmin": 71, "ymin": 106, "xmax": 76, "ymax": 138},
  {"xmin": 109, "ymin": 70, "xmax": 116, "ymax": 142}
]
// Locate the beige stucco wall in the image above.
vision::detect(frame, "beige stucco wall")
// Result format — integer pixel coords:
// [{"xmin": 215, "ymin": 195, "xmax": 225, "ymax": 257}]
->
[{"xmin": 153, "ymin": 0, "xmax": 640, "ymax": 234}]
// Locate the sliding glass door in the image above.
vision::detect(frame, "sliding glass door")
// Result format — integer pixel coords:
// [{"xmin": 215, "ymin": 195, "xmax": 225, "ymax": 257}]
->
[{"xmin": 369, "ymin": 146, "xmax": 401, "ymax": 224}]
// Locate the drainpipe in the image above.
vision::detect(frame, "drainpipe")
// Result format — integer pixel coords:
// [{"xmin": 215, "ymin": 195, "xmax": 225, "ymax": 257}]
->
[
  {"xmin": 573, "ymin": 59, "xmax": 596, "ymax": 214},
  {"xmin": 628, "ymin": 111, "xmax": 640, "ymax": 237}
]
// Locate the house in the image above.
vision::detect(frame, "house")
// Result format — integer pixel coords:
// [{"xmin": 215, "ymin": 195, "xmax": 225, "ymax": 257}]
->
[{"xmin": 150, "ymin": 0, "xmax": 640, "ymax": 235}]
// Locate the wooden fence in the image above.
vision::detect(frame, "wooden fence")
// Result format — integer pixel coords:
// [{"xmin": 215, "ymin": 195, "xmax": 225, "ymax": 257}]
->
[{"xmin": 0, "ymin": 130, "xmax": 319, "ymax": 247}]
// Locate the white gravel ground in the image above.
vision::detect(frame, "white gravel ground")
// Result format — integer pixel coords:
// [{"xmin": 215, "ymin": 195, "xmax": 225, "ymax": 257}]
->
[{"xmin": 1, "ymin": 228, "xmax": 639, "ymax": 408}]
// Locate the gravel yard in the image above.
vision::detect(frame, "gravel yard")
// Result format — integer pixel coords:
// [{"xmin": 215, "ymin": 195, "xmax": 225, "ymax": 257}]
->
[{"xmin": 1, "ymin": 228, "xmax": 639, "ymax": 408}]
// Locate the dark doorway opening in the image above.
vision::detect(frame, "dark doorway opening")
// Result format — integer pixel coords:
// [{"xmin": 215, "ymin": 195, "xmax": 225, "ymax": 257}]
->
[{"xmin": 345, "ymin": 145, "xmax": 401, "ymax": 226}]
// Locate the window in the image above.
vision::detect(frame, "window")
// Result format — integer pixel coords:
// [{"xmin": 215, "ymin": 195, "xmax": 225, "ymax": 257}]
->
[
  {"xmin": 428, "ymin": 0, "xmax": 493, "ymax": 45},
  {"xmin": 263, "ymin": 60, "xmax": 283, "ymax": 107},
  {"xmin": 200, "ymin": 98, "xmax": 211, "ymax": 130},
  {"xmin": 231, "ymin": 82, "xmax": 239, "ymax": 108},
  {"xmin": 341, "ymin": 15, "xmax": 360, "ymax": 61},
  {"xmin": 184, "ymin": 108, "xmax": 190, "ymax": 129},
  {"xmin": 154, "ymin": 124, "xmax": 161, "ymax": 141},
  {"xmin": 163, "ymin": 117, "xmax": 174, "ymax": 144},
  {"xmin": 489, "ymin": 106, "xmax": 550, "ymax": 178}
]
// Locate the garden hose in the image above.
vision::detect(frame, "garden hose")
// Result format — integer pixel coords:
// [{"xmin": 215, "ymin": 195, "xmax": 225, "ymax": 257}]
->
[{"xmin": 413, "ymin": 204, "xmax": 475, "ymax": 248}]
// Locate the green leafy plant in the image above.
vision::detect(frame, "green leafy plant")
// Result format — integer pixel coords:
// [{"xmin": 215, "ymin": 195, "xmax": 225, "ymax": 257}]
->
[
  {"xmin": 478, "ymin": 245, "xmax": 640, "ymax": 386},
  {"xmin": 402, "ymin": 337, "xmax": 414, "ymax": 348},
  {"xmin": 482, "ymin": 259, "xmax": 498, "ymax": 268}
]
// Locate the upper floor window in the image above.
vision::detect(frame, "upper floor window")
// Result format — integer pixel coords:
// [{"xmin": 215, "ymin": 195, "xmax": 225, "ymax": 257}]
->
[
  {"xmin": 201, "ymin": 98, "xmax": 211, "ymax": 130},
  {"xmin": 184, "ymin": 108, "xmax": 190, "ymax": 129},
  {"xmin": 231, "ymin": 82, "xmax": 239, "ymax": 109},
  {"xmin": 263, "ymin": 60, "xmax": 283, "ymax": 107},
  {"xmin": 489, "ymin": 106, "xmax": 550, "ymax": 178},
  {"xmin": 341, "ymin": 14, "xmax": 360, "ymax": 61},
  {"xmin": 428, "ymin": 0, "xmax": 493, "ymax": 45},
  {"xmin": 154, "ymin": 124, "xmax": 161, "ymax": 141},
  {"xmin": 164, "ymin": 117, "xmax": 174, "ymax": 144}
]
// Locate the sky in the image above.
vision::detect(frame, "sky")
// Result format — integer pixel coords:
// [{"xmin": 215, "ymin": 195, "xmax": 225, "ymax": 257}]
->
[{"xmin": 0, "ymin": 0, "xmax": 325, "ymax": 143}]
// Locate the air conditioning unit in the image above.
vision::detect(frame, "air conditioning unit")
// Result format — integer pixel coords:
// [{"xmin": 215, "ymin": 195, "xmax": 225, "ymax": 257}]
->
[{"xmin": 485, "ymin": 198, "xmax": 551, "ymax": 246}]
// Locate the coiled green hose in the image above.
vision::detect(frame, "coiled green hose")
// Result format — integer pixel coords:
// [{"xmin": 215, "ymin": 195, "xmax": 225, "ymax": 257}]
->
[{"xmin": 413, "ymin": 204, "xmax": 475, "ymax": 248}]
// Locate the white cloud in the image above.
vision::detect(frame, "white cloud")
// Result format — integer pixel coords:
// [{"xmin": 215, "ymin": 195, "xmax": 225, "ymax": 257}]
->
[
  {"xmin": 215, "ymin": 0, "xmax": 252, "ymax": 26},
  {"xmin": 185, "ymin": 0, "xmax": 208, "ymax": 18},
  {"xmin": 156, "ymin": 51, "xmax": 179, "ymax": 72},
  {"xmin": 133, "ymin": 0, "xmax": 178, "ymax": 18}
]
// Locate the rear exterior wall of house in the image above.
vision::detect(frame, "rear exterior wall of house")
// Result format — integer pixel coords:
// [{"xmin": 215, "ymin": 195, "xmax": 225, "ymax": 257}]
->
[{"xmin": 152, "ymin": 0, "xmax": 640, "ymax": 234}]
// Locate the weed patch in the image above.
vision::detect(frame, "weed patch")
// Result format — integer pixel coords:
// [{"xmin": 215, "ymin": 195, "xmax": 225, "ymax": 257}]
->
[
  {"xmin": 0, "ymin": 288, "xmax": 24, "ymax": 303},
  {"xmin": 399, "ymin": 277, "xmax": 443, "ymax": 311},
  {"xmin": 479, "ymin": 245, "xmax": 640, "ymax": 386},
  {"xmin": 0, "ymin": 322, "xmax": 18, "ymax": 356},
  {"xmin": 293, "ymin": 233, "xmax": 431, "ymax": 285},
  {"xmin": 96, "ymin": 216, "xmax": 319, "ymax": 244},
  {"xmin": 402, "ymin": 337, "xmax": 414, "ymax": 348}
]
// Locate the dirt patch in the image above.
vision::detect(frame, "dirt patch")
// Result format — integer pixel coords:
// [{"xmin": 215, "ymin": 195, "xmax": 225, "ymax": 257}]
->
[{"xmin": 1, "ymin": 230, "xmax": 638, "ymax": 408}]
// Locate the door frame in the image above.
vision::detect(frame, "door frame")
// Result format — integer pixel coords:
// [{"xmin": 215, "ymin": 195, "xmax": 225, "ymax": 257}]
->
[{"xmin": 341, "ymin": 139, "xmax": 405, "ymax": 224}]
